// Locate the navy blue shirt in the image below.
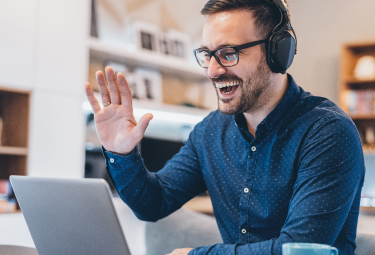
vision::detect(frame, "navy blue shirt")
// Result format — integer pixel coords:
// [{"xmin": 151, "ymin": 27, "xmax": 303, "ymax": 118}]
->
[{"xmin": 104, "ymin": 75, "xmax": 365, "ymax": 255}]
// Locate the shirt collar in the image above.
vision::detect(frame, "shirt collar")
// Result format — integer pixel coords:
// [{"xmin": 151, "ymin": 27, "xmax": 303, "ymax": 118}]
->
[{"xmin": 234, "ymin": 74, "xmax": 301, "ymax": 133}]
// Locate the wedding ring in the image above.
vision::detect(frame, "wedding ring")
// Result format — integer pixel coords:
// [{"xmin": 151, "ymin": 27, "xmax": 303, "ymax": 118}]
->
[{"xmin": 102, "ymin": 101, "xmax": 111, "ymax": 106}]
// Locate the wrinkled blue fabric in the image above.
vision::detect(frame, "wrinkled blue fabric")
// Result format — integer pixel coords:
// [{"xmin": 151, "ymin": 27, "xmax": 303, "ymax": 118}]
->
[{"xmin": 104, "ymin": 75, "xmax": 365, "ymax": 255}]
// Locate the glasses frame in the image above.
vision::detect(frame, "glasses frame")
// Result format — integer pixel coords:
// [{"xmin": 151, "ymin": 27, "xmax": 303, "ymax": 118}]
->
[{"xmin": 193, "ymin": 39, "xmax": 268, "ymax": 68}]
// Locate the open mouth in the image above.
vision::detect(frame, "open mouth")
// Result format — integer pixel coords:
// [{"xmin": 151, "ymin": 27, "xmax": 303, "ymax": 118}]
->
[{"xmin": 215, "ymin": 81, "xmax": 240, "ymax": 95}]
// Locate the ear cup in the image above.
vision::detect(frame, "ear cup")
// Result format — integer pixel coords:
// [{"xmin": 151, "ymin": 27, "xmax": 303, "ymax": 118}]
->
[{"xmin": 267, "ymin": 30, "xmax": 296, "ymax": 74}]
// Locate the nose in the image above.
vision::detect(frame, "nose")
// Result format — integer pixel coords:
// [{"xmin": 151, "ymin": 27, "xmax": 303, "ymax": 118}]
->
[{"xmin": 206, "ymin": 56, "xmax": 226, "ymax": 79}]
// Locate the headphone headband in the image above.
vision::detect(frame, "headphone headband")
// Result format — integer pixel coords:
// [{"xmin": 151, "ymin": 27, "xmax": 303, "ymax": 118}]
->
[
  {"xmin": 271, "ymin": 0, "xmax": 288, "ymax": 13},
  {"xmin": 266, "ymin": 0, "xmax": 297, "ymax": 74}
]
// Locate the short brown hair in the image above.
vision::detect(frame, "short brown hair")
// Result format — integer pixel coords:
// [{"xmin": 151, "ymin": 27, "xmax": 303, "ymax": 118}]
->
[{"xmin": 201, "ymin": 0, "xmax": 288, "ymax": 39}]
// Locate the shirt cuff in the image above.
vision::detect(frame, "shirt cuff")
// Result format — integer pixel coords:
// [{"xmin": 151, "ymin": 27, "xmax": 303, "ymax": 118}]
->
[{"xmin": 102, "ymin": 145, "xmax": 141, "ymax": 170}]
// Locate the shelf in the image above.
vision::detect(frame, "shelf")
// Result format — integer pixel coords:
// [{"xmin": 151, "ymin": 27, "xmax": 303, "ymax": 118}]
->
[
  {"xmin": 349, "ymin": 114, "xmax": 375, "ymax": 120},
  {"xmin": 0, "ymin": 146, "xmax": 28, "ymax": 156},
  {"xmin": 344, "ymin": 41, "xmax": 375, "ymax": 54},
  {"xmin": 88, "ymin": 37, "xmax": 208, "ymax": 83},
  {"xmin": 363, "ymin": 149, "xmax": 375, "ymax": 155},
  {"xmin": 344, "ymin": 77, "xmax": 375, "ymax": 86},
  {"xmin": 360, "ymin": 206, "xmax": 375, "ymax": 214}
]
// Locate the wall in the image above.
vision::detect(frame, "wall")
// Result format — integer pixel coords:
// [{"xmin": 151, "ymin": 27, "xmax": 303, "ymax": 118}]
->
[
  {"xmin": 288, "ymin": 0, "xmax": 375, "ymax": 103},
  {"xmin": 0, "ymin": 0, "xmax": 90, "ymax": 178},
  {"xmin": 1, "ymin": 0, "xmax": 374, "ymax": 178},
  {"xmin": 109, "ymin": 0, "xmax": 375, "ymax": 105}
]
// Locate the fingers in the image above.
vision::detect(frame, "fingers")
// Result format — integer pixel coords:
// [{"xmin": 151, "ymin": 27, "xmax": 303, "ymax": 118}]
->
[
  {"xmin": 133, "ymin": 113, "xmax": 153, "ymax": 141},
  {"xmin": 96, "ymin": 71, "xmax": 111, "ymax": 106},
  {"xmin": 85, "ymin": 82, "xmax": 101, "ymax": 113},
  {"xmin": 105, "ymin": 66, "xmax": 121, "ymax": 104},
  {"xmin": 166, "ymin": 248, "xmax": 194, "ymax": 255},
  {"xmin": 117, "ymin": 72, "xmax": 133, "ymax": 108}
]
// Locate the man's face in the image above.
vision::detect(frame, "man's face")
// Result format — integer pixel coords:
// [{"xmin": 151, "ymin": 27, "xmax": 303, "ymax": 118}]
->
[{"xmin": 201, "ymin": 10, "xmax": 274, "ymax": 115}]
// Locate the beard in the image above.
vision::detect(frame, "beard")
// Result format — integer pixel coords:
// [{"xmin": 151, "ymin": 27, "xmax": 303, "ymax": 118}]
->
[{"xmin": 213, "ymin": 57, "xmax": 273, "ymax": 115}]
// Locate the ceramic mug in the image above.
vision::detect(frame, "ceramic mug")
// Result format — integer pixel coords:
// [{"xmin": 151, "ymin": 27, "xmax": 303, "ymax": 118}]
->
[{"xmin": 282, "ymin": 243, "xmax": 339, "ymax": 255}]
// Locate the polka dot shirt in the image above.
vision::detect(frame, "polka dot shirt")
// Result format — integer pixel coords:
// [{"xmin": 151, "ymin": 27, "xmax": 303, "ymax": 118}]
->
[{"xmin": 104, "ymin": 75, "xmax": 365, "ymax": 255}]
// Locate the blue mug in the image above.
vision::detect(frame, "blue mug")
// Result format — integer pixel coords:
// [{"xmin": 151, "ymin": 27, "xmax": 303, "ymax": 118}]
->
[{"xmin": 282, "ymin": 243, "xmax": 339, "ymax": 255}]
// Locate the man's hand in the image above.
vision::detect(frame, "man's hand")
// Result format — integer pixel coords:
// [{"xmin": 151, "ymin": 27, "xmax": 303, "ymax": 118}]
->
[
  {"xmin": 167, "ymin": 248, "xmax": 194, "ymax": 255},
  {"xmin": 85, "ymin": 66, "xmax": 153, "ymax": 155}
]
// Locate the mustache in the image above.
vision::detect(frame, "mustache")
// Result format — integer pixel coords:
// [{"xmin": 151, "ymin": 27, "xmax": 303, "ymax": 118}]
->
[{"xmin": 211, "ymin": 74, "xmax": 243, "ymax": 84}]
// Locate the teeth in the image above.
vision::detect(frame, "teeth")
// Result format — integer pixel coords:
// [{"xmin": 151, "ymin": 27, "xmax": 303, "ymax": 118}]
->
[{"xmin": 215, "ymin": 82, "xmax": 239, "ymax": 88}]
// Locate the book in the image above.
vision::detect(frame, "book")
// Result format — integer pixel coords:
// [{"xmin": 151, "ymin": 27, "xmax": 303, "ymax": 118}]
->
[
  {"xmin": 0, "ymin": 199, "xmax": 16, "ymax": 213},
  {"xmin": 0, "ymin": 116, "xmax": 3, "ymax": 146},
  {"xmin": 0, "ymin": 180, "xmax": 12, "ymax": 199}
]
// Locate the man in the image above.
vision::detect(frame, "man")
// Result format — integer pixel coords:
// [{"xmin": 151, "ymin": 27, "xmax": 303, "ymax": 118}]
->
[{"xmin": 85, "ymin": 0, "xmax": 365, "ymax": 254}]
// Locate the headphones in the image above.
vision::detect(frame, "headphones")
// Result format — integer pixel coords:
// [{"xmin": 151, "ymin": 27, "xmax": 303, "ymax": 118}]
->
[{"xmin": 266, "ymin": 0, "xmax": 297, "ymax": 74}]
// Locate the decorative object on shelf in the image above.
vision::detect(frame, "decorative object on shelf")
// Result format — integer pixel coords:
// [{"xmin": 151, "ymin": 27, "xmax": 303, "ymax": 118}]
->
[
  {"xmin": 365, "ymin": 127, "xmax": 375, "ymax": 145},
  {"xmin": 126, "ymin": 19, "xmax": 160, "ymax": 53},
  {"xmin": 342, "ymin": 89, "xmax": 375, "ymax": 115},
  {"xmin": 134, "ymin": 68, "xmax": 162, "ymax": 102},
  {"xmin": 158, "ymin": 32, "xmax": 171, "ymax": 56},
  {"xmin": 90, "ymin": 0, "xmax": 98, "ymax": 38},
  {"xmin": 125, "ymin": 73, "xmax": 138, "ymax": 99},
  {"xmin": 0, "ymin": 180, "xmax": 12, "ymax": 200},
  {"xmin": 0, "ymin": 199, "xmax": 16, "ymax": 213},
  {"xmin": 354, "ymin": 55, "xmax": 375, "ymax": 81},
  {"xmin": 0, "ymin": 115, "xmax": 3, "ymax": 146},
  {"xmin": 0, "ymin": 180, "xmax": 16, "ymax": 214},
  {"xmin": 166, "ymin": 29, "xmax": 191, "ymax": 60}
]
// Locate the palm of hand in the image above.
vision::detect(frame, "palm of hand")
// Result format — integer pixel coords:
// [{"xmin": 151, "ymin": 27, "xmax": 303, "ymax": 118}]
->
[{"xmin": 85, "ymin": 66, "xmax": 153, "ymax": 155}]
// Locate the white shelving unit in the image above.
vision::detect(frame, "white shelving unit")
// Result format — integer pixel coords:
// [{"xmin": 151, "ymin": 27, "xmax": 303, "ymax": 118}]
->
[{"xmin": 88, "ymin": 37, "xmax": 207, "ymax": 83}]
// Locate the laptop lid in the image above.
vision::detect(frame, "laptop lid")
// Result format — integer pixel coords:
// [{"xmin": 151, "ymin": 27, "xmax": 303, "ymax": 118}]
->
[{"xmin": 10, "ymin": 176, "xmax": 131, "ymax": 255}]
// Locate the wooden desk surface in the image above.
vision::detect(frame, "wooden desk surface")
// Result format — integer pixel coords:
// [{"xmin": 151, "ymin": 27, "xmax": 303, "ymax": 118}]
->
[{"xmin": 182, "ymin": 195, "xmax": 213, "ymax": 215}]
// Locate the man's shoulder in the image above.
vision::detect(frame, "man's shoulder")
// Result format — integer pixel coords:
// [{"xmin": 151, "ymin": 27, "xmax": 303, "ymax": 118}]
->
[
  {"xmin": 278, "ymin": 88, "xmax": 356, "ymax": 140},
  {"xmin": 296, "ymin": 90, "xmax": 353, "ymax": 125}
]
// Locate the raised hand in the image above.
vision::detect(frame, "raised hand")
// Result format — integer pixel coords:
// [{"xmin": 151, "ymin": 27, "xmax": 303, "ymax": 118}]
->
[{"xmin": 85, "ymin": 66, "xmax": 153, "ymax": 155}]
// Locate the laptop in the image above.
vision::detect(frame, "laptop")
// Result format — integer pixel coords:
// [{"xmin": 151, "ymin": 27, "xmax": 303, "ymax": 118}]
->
[{"xmin": 10, "ymin": 175, "xmax": 131, "ymax": 255}]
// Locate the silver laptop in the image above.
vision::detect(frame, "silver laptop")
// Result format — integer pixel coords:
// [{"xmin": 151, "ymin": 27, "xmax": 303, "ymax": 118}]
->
[{"xmin": 10, "ymin": 175, "xmax": 131, "ymax": 255}]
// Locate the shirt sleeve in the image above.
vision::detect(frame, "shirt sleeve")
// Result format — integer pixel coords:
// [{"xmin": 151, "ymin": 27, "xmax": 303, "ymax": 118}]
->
[
  {"xmin": 188, "ymin": 116, "xmax": 365, "ymax": 255},
  {"xmin": 103, "ymin": 122, "xmax": 207, "ymax": 222}
]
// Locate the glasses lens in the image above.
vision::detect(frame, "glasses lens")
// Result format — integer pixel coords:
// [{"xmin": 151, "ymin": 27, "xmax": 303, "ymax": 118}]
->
[
  {"xmin": 216, "ymin": 48, "xmax": 238, "ymax": 66},
  {"xmin": 195, "ymin": 49, "xmax": 210, "ymax": 67}
]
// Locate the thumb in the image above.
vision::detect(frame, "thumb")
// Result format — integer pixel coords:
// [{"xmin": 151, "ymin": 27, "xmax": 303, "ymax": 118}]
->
[{"xmin": 133, "ymin": 113, "xmax": 153, "ymax": 141}]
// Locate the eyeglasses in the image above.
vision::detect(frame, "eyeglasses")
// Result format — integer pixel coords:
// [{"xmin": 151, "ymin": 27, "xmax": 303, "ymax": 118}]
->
[{"xmin": 193, "ymin": 39, "xmax": 268, "ymax": 68}]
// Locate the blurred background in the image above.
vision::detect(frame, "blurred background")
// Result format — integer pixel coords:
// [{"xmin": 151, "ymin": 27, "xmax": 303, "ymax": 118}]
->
[
  {"xmin": 2, "ymin": 0, "xmax": 375, "ymax": 253},
  {"xmin": 1, "ymin": 0, "xmax": 375, "ymax": 218}
]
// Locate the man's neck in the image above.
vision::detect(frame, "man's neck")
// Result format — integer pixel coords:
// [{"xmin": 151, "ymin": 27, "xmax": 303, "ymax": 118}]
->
[{"xmin": 244, "ymin": 74, "xmax": 289, "ymax": 137}]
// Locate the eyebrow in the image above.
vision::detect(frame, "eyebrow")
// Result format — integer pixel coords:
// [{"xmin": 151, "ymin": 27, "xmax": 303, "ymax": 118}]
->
[{"xmin": 200, "ymin": 44, "xmax": 237, "ymax": 50}]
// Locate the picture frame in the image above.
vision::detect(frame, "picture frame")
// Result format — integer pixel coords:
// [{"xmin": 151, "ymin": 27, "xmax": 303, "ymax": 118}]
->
[
  {"xmin": 134, "ymin": 68, "xmax": 163, "ymax": 102},
  {"xmin": 166, "ymin": 29, "xmax": 191, "ymax": 60},
  {"xmin": 158, "ymin": 32, "xmax": 172, "ymax": 56},
  {"xmin": 127, "ymin": 19, "xmax": 160, "ymax": 53}
]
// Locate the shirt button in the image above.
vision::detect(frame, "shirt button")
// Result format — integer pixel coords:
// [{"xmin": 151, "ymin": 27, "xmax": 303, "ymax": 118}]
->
[
  {"xmin": 251, "ymin": 146, "xmax": 256, "ymax": 152},
  {"xmin": 110, "ymin": 158, "xmax": 115, "ymax": 163},
  {"xmin": 241, "ymin": 229, "xmax": 247, "ymax": 234},
  {"xmin": 244, "ymin": 188, "xmax": 249, "ymax": 193}
]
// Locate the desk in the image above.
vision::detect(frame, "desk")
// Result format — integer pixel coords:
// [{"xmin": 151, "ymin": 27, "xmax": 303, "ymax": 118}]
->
[
  {"xmin": 182, "ymin": 195, "xmax": 213, "ymax": 215},
  {"xmin": 0, "ymin": 245, "xmax": 37, "ymax": 255}
]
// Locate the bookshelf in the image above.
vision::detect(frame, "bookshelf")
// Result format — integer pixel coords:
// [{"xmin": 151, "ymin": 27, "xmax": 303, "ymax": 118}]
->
[
  {"xmin": 0, "ymin": 87, "xmax": 30, "ymax": 213},
  {"xmin": 88, "ymin": 37, "xmax": 207, "ymax": 83},
  {"xmin": 339, "ymin": 41, "xmax": 375, "ymax": 153}
]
